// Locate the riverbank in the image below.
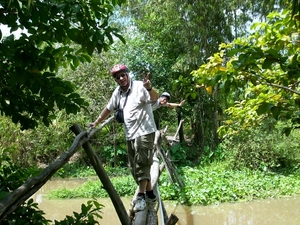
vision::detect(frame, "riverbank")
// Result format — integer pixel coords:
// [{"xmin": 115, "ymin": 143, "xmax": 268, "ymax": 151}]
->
[
  {"xmin": 33, "ymin": 178, "xmax": 300, "ymax": 225},
  {"xmin": 49, "ymin": 162, "xmax": 300, "ymax": 206}
]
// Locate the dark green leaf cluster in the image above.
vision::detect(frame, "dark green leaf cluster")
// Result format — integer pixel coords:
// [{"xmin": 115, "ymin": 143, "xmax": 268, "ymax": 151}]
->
[
  {"xmin": 0, "ymin": 154, "xmax": 104, "ymax": 224},
  {"xmin": 0, "ymin": 0, "xmax": 126, "ymax": 129},
  {"xmin": 53, "ymin": 200, "xmax": 103, "ymax": 225},
  {"xmin": 0, "ymin": 155, "xmax": 50, "ymax": 224},
  {"xmin": 4, "ymin": 199, "xmax": 52, "ymax": 225},
  {"xmin": 0, "ymin": 153, "xmax": 41, "ymax": 193}
]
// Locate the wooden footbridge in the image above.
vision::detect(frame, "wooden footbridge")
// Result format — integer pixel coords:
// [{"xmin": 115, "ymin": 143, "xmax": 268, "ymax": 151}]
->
[{"xmin": 0, "ymin": 116, "xmax": 183, "ymax": 224}]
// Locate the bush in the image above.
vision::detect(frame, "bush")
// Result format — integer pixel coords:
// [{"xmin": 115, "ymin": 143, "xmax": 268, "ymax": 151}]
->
[{"xmin": 221, "ymin": 120, "xmax": 300, "ymax": 170}]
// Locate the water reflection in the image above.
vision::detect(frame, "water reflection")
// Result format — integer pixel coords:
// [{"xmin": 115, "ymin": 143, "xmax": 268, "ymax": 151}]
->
[
  {"xmin": 166, "ymin": 198, "xmax": 300, "ymax": 225},
  {"xmin": 31, "ymin": 178, "xmax": 300, "ymax": 225}
]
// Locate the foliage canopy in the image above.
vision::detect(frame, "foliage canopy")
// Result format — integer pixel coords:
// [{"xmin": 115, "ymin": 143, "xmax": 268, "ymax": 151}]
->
[
  {"xmin": 0, "ymin": 0, "xmax": 125, "ymax": 129},
  {"xmin": 192, "ymin": 9, "xmax": 300, "ymax": 137}
]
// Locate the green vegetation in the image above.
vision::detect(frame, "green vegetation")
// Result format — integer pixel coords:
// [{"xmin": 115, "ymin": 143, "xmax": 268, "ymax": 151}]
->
[
  {"xmin": 48, "ymin": 175, "xmax": 136, "ymax": 199},
  {"xmin": 1, "ymin": 0, "xmax": 300, "ymax": 224},
  {"xmin": 169, "ymin": 164, "xmax": 300, "ymax": 206},
  {"xmin": 53, "ymin": 200, "xmax": 103, "ymax": 225},
  {"xmin": 47, "ymin": 161, "xmax": 300, "ymax": 206},
  {"xmin": 4, "ymin": 199, "xmax": 52, "ymax": 225},
  {"xmin": 0, "ymin": 0, "xmax": 126, "ymax": 130},
  {"xmin": 46, "ymin": 122, "xmax": 300, "ymax": 206},
  {"xmin": 192, "ymin": 8, "xmax": 300, "ymax": 139}
]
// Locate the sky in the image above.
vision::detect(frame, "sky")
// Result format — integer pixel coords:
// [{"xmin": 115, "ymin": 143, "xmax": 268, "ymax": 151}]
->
[
  {"xmin": 1, "ymin": 24, "xmax": 12, "ymax": 36},
  {"xmin": 1, "ymin": 24, "xmax": 24, "ymax": 38}
]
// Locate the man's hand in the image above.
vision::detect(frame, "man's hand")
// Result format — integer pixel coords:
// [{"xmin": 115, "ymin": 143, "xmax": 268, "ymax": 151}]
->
[
  {"xmin": 179, "ymin": 100, "xmax": 186, "ymax": 107},
  {"xmin": 89, "ymin": 122, "xmax": 97, "ymax": 128},
  {"xmin": 143, "ymin": 72, "xmax": 152, "ymax": 90}
]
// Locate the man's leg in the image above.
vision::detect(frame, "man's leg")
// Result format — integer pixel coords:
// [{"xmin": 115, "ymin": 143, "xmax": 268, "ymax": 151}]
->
[
  {"xmin": 139, "ymin": 179, "xmax": 148, "ymax": 193},
  {"xmin": 130, "ymin": 133, "xmax": 156, "ymax": 211},
  {"xmin": 145, "ymin": 180, "xmax": 156, "ymax": 204}
]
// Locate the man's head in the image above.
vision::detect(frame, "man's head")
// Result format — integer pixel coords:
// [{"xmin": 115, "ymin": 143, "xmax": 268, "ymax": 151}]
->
[
  {"xmin": 111, "ymin": 64, "xmax": 130, "ymax": 88},
  {"xmin": 159, "ymin": 92, "xmax": 171, "ymax": 105}
]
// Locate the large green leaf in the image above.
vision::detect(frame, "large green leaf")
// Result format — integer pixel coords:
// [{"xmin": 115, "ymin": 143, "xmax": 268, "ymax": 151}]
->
[
  {"xmin": 256, "ymin": 102, "xmax": 274, "ymax": 115},
  {"xmin": 262, "ymin": 58, "xmax": 274, "ymax": 69}
]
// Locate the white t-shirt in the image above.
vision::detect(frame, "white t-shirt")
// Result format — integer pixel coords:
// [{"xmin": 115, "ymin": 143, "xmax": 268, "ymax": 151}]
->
[{"xmin": 106, "ymin": 80, "xmax": 157, "ymax": 140}]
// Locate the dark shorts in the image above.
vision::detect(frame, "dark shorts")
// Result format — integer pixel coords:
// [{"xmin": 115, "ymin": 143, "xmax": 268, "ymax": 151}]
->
[{"xmin": 126, "ymin": 132, "xmax": 155, "ymax": 183}]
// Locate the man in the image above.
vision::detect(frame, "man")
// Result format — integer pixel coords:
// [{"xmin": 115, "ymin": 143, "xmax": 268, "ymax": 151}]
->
[
  {"xmin": 151, "ymin": 92, "xmax": 185, "ymax": 111},
  {"xmin": 89, "ymin": 64, "xmax": 158, "ymax": 211}
]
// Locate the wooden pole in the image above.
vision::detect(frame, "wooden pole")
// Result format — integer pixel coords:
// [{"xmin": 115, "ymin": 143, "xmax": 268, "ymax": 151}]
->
[
  {"xmin": 166, "ymin": 214, "xmax": 179, "ymax": 225},
  {"xmin": 172, "ymin": 119, "xmax": 184, "ymax": 142},
  {"xmin": 70, "ymin": 124, "xmax": 131, "ymax": 225}
]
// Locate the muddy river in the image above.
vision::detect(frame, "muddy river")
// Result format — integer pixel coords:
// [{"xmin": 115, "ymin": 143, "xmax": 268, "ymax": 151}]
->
[{"xmin": 31, "ymin": 178, "xmax": 300, "ymax": 225}]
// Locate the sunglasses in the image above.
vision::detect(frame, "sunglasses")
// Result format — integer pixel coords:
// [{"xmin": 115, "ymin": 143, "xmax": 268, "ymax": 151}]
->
[{"xmin": 114, "ymin": 73, "xmax": 127, "ymax": 80}]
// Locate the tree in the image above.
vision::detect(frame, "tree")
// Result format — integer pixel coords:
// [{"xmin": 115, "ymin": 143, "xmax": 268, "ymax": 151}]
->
[
  {"xmin": 263, "ymin": 0, "xmax": 300, "ymax": 20},
  {"xmin": 124, "ymin": 0, "xmax": 283, "ymax": 148},
  {"xmin": 191, "ymin": 8, "xmax": 300, "ymax": 137},
  {"xmin": 0, "ymin": 0, "xmax": 125, "ymax": 130}
]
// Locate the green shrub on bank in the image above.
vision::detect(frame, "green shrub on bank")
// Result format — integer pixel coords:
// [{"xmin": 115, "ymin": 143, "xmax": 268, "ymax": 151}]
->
[
  {"xmin": 0, "ymin": 115, "xmax": 77, "ymax": 167},
  {"xmin": 56, "ymin": 164, "xmax": 131, "ymax": 178},
  {"xmin": 47, "ymin": 175, "xmax": 136, "ymax": 199},
  {"xmin": 160, "ymin": 163, "xmax": 300, "ymax": 206},
  {"xmin": 220, "ymin": 120, "xmax": 300, "ymax": 171}
]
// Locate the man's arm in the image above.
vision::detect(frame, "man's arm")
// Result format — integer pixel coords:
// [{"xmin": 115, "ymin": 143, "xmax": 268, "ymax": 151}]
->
[
  {"xmin": 143, "ymin": 73, "xmax": 158, "ymax": 101},
  {"xmin": 167, "ymin": 100, "xmax": 186, "ymax": 108},
  {"xmin": 89, "ymin": 108, "xmax": 112, "ymax": 128},
  {"xmin": 147, "ymin": 88, "xmax": 159, "ymax": 101}
]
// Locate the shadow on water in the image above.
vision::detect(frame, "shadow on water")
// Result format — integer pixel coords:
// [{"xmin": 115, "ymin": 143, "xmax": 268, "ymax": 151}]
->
[{"xmin": 31, "ymin": 178, "xmax": 300, "ymax": 225}]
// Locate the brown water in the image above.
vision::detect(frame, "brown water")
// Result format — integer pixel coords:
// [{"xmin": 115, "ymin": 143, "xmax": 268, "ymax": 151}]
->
[{"xmin": 31, "ymin": 178, "xmax": 300, "ymax": 225}]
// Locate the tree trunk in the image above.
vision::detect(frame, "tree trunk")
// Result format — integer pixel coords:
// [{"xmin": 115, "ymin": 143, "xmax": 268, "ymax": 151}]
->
[{"xmin": 212, "ymin": 86, "xmax": 220, "ymax": 147}]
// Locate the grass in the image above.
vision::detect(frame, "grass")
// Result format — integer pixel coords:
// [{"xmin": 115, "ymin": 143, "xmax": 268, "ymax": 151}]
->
[
  {"xmin": 48, "ymin": 162, "xmax": 300, "ymax": 206},
  {"xmin": 161, "ymin": 163, "xmax": 300, "ymax": 205}
]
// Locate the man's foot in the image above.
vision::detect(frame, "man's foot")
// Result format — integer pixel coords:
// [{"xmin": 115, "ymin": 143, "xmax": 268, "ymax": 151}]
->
[
  {"xmin": 132, "ymin": 196, "xmax": 146, "ymax": 212},
  {"xmin": 145, "ymin": 195, "xmax": 157, "ymax": 208}
]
